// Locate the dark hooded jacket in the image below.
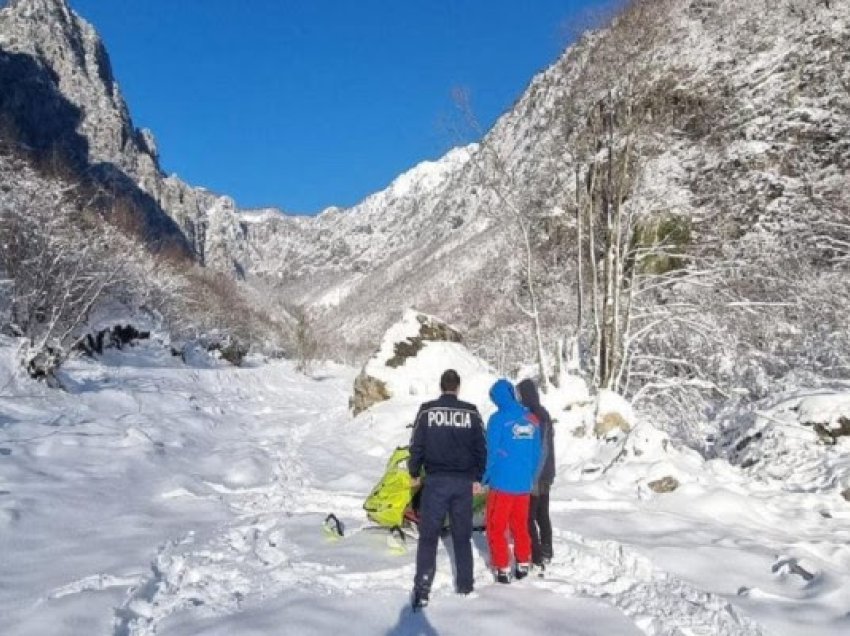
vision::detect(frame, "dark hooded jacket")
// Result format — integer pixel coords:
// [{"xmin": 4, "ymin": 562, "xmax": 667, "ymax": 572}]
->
[{"xmin": 517, "ymin": 379, "xmax": 555, "ymax": 487}]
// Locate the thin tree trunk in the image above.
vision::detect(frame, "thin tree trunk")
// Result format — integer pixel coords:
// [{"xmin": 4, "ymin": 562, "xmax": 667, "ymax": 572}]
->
[
  {"xmin": 601, "ymin": 92, "xmax": 617, "ymax": 389},
  {"xmin": 586, "ymin": 163, "xmax": 602, "ymax": 387},
  {"xmin": 521, "ymin": 217, "xmax": 550, "ymax": 392},
  {"xmin": 575, "ymin": 164, "xmax": 584, "ymax": 340}
]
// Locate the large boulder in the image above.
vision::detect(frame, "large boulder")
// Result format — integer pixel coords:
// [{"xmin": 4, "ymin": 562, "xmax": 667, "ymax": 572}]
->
[
  {"xmin": 350, "ymin": 373, "xmax": 391, "ymax": 417},
  {"xmin": 648, "ymin": 475, "xmax": 680, "ymax": 493},
  {"xmin": 350, "ymin": 309, "xmax": 493, "ymax": 416}
]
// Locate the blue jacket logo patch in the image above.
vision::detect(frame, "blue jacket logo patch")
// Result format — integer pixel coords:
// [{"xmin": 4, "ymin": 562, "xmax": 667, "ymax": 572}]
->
[{"xmin": 512, "ymin": 420, "xmax": 535, "ymax": 440}]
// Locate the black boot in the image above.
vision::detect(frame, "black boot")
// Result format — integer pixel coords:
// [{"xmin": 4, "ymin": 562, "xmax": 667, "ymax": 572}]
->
[
  {"xmin": 495, "ymin": 569, "xmax": 511, "ymax": 584},
  {"xmin": 514, "ymin": 563, "xmax": 530, "ymax": 580},
  {"xmin": 411, "ymin": 589, "xmax": 429, "ymax": 612}
]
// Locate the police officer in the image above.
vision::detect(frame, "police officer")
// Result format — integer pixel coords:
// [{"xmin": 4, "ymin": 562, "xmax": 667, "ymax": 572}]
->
[{"xmin": 408, "ymin": 369, "xmax": 486, "ymax": 611}]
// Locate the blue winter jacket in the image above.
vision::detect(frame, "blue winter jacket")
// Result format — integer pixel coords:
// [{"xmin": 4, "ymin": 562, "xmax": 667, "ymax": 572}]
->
[{"xmin": 482, "ymin": 379, "xmax": 542, "ymax": 495}]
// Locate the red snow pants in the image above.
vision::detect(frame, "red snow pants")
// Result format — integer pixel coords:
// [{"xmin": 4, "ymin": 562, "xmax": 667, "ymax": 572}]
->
[{"xmin": 486, "ymin": 489, "xmax": 531, "ymax": 570}]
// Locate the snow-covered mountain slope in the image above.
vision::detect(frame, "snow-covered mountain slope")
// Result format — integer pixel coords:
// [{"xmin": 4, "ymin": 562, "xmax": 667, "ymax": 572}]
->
[
  {"xmin": 2, "ymin": 0, "xmax": 848, "ymax": 372},
  {"xmin": 233, "ymin": 0, "xmax": 850, "ymax": 358},
  {"xmin": 5, "ymin": 334, "xmax": 850, "ymax": 634},
  {"xmin": 234, "ymin": 142, "xmax": 500, "ymax": 352}
]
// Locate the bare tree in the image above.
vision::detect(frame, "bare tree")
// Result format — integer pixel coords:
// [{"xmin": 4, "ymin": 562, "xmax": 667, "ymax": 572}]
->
[
  {"xmin": 0, "ymin": 193, "xmax": 124, "ymax": 381},
  {"xmin": 567, "ymin": 5, "xmax": 652, "ymax": 390},
  {"xmin": 452, "ymin": 88, "xmax": 551, "ymax": 391},
  {"xmin": 0, "ymin": 153, "xmax": 291, "ymax": 380},
  {"xmin": 292, "ymin": 305, "xmax": 319, "ymax": 375}
]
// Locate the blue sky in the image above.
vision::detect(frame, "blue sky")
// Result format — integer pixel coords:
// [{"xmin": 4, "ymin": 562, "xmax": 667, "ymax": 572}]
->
[{"xmin": 70, "ymin": 1, "xmax": 616, "ymax": 214}]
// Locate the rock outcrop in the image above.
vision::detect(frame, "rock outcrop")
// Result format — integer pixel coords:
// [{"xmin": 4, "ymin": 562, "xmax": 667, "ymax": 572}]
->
[
  {"xmin": 648, "ymin": 476, "xmax": 680, "ymax": 493},
  {"xmin": 350, "ymin": 374, "xmax": 391, "ymax": 418},
  {"xmin": 350, "ymin": 309, "xmax": 494, "ymax": 416}
]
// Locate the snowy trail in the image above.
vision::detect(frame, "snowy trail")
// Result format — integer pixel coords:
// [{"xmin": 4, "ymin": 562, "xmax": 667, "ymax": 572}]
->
[
  {"xmin": 27, "ymin": 349, "xmax": 750, "ymax": 636},
  {"xmin": 113, "ymin": 373, "xmax": 357, "ymax": 636},
  {"xmin": 6, "ymin": 342, "xmax": 844, "ymax": 634}
]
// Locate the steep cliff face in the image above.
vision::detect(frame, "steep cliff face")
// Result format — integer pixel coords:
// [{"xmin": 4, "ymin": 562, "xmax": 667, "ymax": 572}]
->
[
  {"xmin": 0, "ymin": 0, "xmax": 146, "ymax": 170},
  {"xmin": 0, "ymin": 0, "xmax": 518, "ymax": 335},
  {"xmin": 0, "ymin": 0, "xmax": 246, "ymax": 266}
]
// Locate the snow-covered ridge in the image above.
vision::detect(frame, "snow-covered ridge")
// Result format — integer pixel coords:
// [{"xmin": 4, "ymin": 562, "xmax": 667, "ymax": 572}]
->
[
  {"xmin": 317, "ymin": 144, "xmax": 477, "ymax": 220},
  {"xmin": 238, "ymin": 208, "xmax": 286, "ymax": 224}
]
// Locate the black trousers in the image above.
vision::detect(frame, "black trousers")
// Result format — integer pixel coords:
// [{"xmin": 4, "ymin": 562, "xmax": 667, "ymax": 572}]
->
[
  {"xmin": 529, "ymin": 484, "xmax": 553, "ymax": 564},
  {"xmin": 413, "ymin": 474, "xmax": 474, "ymax": 594}
]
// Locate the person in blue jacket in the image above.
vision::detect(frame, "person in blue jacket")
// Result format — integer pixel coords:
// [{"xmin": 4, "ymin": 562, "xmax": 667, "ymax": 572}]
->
[{"xmin": 482, "ymin": 378, "xmax": 541, "ymax": 583}]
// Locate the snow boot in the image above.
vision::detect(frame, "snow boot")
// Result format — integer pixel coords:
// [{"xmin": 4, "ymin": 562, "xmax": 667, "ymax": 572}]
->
[
  {"xmin": 515, "ymin": 563, "xmax": 530, "ymax": 581},
  {"xmin": 411, "ymin": 589, "xmax": 429, "ymax": 612},
  {"xmin": 533, "ymin": 561, "xmax": 546, "ymax": 577},
  {"xmin": 495, "ymin": 569, "xmax": 511, "ymax": 584}
]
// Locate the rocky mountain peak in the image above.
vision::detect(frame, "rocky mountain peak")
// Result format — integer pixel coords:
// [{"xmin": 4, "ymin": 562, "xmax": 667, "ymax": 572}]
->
[
  {"xmin": 0, "ymin": 0, "xmax": 139, "ymax": 170},
  {"xmin": 0, "ymin": 0, "xmax": 240, "ymax": 258},
  {"xmin": 8, "ymin": 0, "xmax": 72, "ymax": 17}
]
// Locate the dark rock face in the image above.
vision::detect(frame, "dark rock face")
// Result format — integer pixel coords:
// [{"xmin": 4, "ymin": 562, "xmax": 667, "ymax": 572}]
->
[
  {"xmin": 0, "ymin": 45, "xmax": 191, "ymax": 255},
  {"xmin": 0, "ymin": 50, "xmax": 87, "ymax": 166},
  {"xmin": 1, "ymin": 0, "xmax": 142, "ymax": 170},
  {"xmin": 0, "ymin": 0, "xmax": 205, "ymax": 258}
]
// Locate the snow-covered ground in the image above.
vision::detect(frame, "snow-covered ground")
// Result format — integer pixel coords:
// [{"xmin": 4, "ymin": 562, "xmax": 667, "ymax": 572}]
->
[{"xmin": 1, "ymin": 336, "xmax": 849, "ymax": 635}]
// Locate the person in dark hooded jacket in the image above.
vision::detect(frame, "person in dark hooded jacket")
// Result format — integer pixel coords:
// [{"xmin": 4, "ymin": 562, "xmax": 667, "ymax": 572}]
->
[{"xmin": 517, "ymin": 378, "xmax": 555, "ymax": 570}]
